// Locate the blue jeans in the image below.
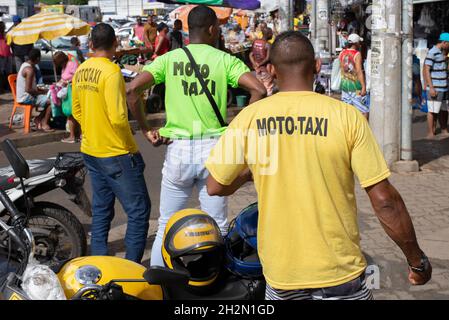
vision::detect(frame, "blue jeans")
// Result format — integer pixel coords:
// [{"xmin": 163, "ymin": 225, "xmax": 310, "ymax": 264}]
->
[
  {"xmin": 83, "ymin": 153, "xmax": 151, "ymax": 263},
  {"xmin": 150, "ymin": 139, "xmax": 228, "ymax": 266}
]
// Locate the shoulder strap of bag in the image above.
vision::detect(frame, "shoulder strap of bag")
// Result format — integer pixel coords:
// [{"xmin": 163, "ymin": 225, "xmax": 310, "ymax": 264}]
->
[{"xmin": 182, "ymin": 47, "xmax": 227, "ymax": 127}]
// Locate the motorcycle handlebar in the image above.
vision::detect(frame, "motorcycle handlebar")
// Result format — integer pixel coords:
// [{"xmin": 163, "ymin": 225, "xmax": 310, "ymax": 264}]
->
[
  {"xmin": 0, "ymin": 188, "xmax": 25, "ymax": 225},
  {"xmin": 0, "ymin": 188, "xmax": 30, "ymax": 266}
]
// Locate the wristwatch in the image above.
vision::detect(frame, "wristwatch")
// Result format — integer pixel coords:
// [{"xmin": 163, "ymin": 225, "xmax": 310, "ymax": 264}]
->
[{"xmin": 408, "ymin": 253, "xmax": 430, "ymax": 273}]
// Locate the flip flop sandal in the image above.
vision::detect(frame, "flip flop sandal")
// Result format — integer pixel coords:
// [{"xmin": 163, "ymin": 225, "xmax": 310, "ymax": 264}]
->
[{"xmin": 61, "ymin": 138, "xmax": 76, "ymax": 144}]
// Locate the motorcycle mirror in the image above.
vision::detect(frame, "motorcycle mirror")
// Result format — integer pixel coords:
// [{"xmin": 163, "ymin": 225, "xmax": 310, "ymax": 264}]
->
[
  {"xmin": 143, "ymin": 266, "xmax": 189, "ymax": 287},
  {"xmin": 1, "ymin": 139, "xmax": 29, "ymax": 179}
]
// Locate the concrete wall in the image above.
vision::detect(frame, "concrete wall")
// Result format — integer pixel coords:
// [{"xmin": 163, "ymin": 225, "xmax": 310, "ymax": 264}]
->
[
  {"xmin": 0, "ymin": 0, "xmax": 17, "ymax": 15},
  {"xmin": 89, "ymin": 0, "xmax": 173, "ymax": 17}
]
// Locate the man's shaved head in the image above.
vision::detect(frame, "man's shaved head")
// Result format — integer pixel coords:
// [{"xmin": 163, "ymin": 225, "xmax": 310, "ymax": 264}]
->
[{"xmin": 270, "ymin": 31, "xmax": 316, "ymax": 76}]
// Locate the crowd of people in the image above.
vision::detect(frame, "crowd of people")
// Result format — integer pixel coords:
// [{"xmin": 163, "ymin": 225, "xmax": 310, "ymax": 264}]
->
[
  {"xmin": 0, "ymin": 15, "xmax": 85, "ymax": 142},
  {"xmin": 1, "ymin": 5, "xmax": 433, "ymax": 300},
  {"xmin": 335, "ymin": 10, "xmax": 449, "ymax": 139}
]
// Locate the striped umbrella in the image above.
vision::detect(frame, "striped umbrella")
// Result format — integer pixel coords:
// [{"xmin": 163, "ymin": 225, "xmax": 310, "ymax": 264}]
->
[
  {"xmin": 6, "ymin": 12, "xmax": 90, "ymax": 46},
  {"xmin": 7, "ymin": 12, "xmax": 91, "ymax": 81}
]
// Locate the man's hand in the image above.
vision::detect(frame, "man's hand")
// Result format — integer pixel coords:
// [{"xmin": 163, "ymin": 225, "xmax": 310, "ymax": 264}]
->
[
  {"xmin": 144, "ymin": 129, "xmax": 171, "ymax": 147},
  {"xmin": 408, "ymin": 264, "xmax": 432, "ymax": 286},
  {"xmin": 429, "ymin": 87, "xmax": 437, "ymax": 98},
  {"xmin": 238, "ymin": 72, "xmax": 267, "ymax": 104},
  {"xmin": 360, "ymin": 87, "xmax": 367, "ymax": 97}
]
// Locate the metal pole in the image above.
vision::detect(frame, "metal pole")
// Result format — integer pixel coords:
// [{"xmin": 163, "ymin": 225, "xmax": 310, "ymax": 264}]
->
[
  {"xmin": 279, "ymin": 0, "xmax": 294, "ymax": 32},
  {"xmin": 311, "ymin": 0, "xmax": 317, "ymax": 40},
  {"xmin": 401, "ymin": 0, "xmax": 414, "ymax": 162},
  {"xmin": 369, "ymin": 0, "xmax": 402, "ymax": 167},
  {"xmin": 49, "ymin": 40, "xmax": 58, "ymax": 83},
  {"xmin": 312, "ymin": 0, "xmax": 329, "ymax": 52}
]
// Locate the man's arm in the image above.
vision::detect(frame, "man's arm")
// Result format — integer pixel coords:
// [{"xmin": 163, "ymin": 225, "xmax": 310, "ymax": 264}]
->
[
  {"xmin": 207, "ymin": 168, "xmax": 253, "ymax": 197},
  {"xmin": 366, "ymin": 179, "xmax": 431, "ymax": 285},
  {"xmin": 72, "ymin": 81, "xmax": 81, "ymax": 124},
  {"xmin": 126, "ymin": 71, "xmax": 153, "ymax": 134},
  {"xmin": 105, "ymin": 72, "xmax": 134, "ymax": 136},
  {"xmin": 249, "ymin": 52, "xmax": 258, "ymax": 69},
  {"xmin": 126, "ymin": 71, "xmax": 167, "ymax": 145},
  {"xmin": 423, "ymin": 64, "xmax": 436, "ymax": 97},
  {"xmin": 24, "ymin": 67, "xmax": 44, "ymax": 96},
  {"xmin": 238, "ymin": 72, "xmax": 267, "ymax": 104},
  {"xmin": 354, "ymin": 53, "xmax": 366, "ymax": 96}
]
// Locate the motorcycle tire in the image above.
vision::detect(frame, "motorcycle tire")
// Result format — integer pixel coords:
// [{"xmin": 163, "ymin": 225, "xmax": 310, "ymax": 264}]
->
[{"xmin": 25, "ymin": 202, "xmax": 87, "ymax": 266}]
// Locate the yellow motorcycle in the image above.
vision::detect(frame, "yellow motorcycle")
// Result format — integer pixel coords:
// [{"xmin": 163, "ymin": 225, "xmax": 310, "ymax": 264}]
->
[
  {"xmin": 0, "ymin": 140, "xmax": 265, "ymax": 300},
  {"xmin": 56, "ymin": 207, "xmax": 265, "ymax": 300}
]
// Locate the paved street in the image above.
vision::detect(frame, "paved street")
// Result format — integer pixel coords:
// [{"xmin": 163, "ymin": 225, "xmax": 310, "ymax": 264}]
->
[
  {"xmin": 0, "ymin": 93, "xmax": 448, "ymax": 299},
  {"xmin": 1, "ymin": 130, "xmax": 448, "ymax": 300}
]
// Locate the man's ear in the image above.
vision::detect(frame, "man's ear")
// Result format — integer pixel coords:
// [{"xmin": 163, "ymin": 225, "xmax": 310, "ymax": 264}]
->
[
  {"xmin": 112, "ymin": 37, "xmax": 119, "ymax": 49},
  {"xmin": 208, "ymin": 25, "xmax": 215, "ymax": 37},
  {"xmin": 267, "ymin": 63, "xmax": 277, "ymax": 79},
  {"xmin": 88, "ymin": 40, "xmax": 94, "ymax": 52},
  {"xmin": 314, "ymin": 58, "xmax": 322, "ymax": 75}
]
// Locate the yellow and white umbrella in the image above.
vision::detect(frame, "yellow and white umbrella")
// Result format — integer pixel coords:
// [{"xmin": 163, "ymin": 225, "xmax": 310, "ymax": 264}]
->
[
  {"xmin": 6, "ymin": 12, "xmax": 91, "ymax": 81},
  {"xmin": 6, "ymin": 12, "xmax": 90, "ymax": 45}
]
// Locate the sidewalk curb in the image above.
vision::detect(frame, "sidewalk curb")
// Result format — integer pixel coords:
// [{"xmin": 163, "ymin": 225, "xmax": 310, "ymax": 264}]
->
[
  {"xmin": 1, "ymin": 107, "xmax": 245, "ymax": 150},
  {"xmin": 0, "ymin": 131, "xmax": 68, "ymax": 151}
]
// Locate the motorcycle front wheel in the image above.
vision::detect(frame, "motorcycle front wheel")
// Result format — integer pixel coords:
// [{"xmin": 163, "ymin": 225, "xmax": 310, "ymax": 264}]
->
[{"xmin": 26, "ymin": 202, "xmax": 87, "ymax": 266}]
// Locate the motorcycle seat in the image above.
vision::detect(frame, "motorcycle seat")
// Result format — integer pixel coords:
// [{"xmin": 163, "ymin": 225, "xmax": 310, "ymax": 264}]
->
[
  {"xmin": 0, "ymin": 159, "xmax": 55, "ymax": 191},
  {"xmin": 162, "ymin": 274, "xmax": 266, "ymax": 300}
]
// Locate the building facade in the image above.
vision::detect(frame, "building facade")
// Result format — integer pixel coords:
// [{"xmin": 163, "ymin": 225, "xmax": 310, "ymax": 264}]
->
[
  {"xmin": 0, "ymin": 0, "xmax": 34, "ymax": 17},
  {"xmin": 88, "ymin": 0, "xmax": 177, "ymax": 17}
]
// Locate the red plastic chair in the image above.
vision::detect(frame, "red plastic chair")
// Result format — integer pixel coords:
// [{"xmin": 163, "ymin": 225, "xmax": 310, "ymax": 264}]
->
[{"xmin": 8, "ymin": 74, "xmax": 33, "ymax": 134}]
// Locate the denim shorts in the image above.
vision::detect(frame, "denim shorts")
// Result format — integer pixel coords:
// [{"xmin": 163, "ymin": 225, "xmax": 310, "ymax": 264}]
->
[{"xmin": 19, "ymin": 94, "xmax": 48, "ymax": 109}]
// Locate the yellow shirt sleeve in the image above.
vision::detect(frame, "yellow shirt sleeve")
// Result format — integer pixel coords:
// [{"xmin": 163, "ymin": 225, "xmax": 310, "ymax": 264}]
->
[
  {"xmin": 72, "ymin": 80, "xmax": 81, "ymax": 124},
  {"xmin": 350, "ymin": 109, "xmax": 391, "ymax": 188},
  {"xmin": 206, "ymin": 113, "xmax": 249, "ymax": 186},
  {"xmin": 104, "ymin": 71, "xmax": 133, "ymax": 139}
]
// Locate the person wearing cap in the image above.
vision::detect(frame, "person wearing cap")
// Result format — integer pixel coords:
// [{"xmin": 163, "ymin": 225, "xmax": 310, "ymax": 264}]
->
[
  {"xmin": 339, "ymin": 33, "xmax": 368, "ymax": 118},
  {"xmin": 423, "ymin": 33, "xmax": 449, "ymax": 139}
]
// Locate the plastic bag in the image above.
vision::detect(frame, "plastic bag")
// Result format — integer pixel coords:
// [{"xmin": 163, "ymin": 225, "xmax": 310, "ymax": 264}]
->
[
  {"xmin": 21, "ymin": 259, "xmax": 67, "ymax": 300},
  {"xmin": 51, "ymin": 101, "xmax": 64, "ymax": 118},
  {"xmin": 57, "ymin": 87, "xmax": 68, "ymax": 100},
  {"xmin": 331, "ymin": 58, "xmax": 341, "ymax": 92},
  {"xmin": 62, "ymin": 84, "xmax": 73, "ymax": 117},
  {"xmin": 420, "ymin": 91, "xmax": 428, "ymax": 113}
]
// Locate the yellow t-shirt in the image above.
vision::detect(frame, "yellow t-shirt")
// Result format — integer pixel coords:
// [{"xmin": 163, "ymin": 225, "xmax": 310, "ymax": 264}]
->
[
  {"xmin": 72, "ymin": 57, "xmax": 138, "ymax": 158},
  {"xmin": 206, "ymin": 91, "xmax": 391, "ymax": 290}
]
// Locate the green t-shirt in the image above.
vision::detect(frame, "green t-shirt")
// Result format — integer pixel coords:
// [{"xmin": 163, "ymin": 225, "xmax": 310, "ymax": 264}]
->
[{"xmin": 143, "ymin": 44, "xmax": 250, "ymax": 138}]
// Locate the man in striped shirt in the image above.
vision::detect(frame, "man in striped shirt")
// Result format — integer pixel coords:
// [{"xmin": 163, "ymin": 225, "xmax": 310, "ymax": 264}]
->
[{"xmin": 423, "ymin": 33, "xmax": 449, "ymax": 139}]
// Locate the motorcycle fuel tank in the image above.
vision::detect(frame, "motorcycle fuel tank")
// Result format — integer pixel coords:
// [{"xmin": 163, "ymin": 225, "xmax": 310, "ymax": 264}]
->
[{"xmin": 57, "ymin": 256, "xmax": 163, "ymax": 300}]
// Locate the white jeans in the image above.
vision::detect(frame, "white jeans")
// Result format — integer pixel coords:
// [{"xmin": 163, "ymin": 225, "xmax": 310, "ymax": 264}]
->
[{"xmin": 150, "ymin": 138, "xmax": 228, "ymax": 266}]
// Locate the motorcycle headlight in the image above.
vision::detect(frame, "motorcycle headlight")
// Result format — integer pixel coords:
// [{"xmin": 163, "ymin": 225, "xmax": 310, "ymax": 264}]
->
[{"xmin": 75, "ymin": 265, "xmax": 102, "ymax": 285}]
